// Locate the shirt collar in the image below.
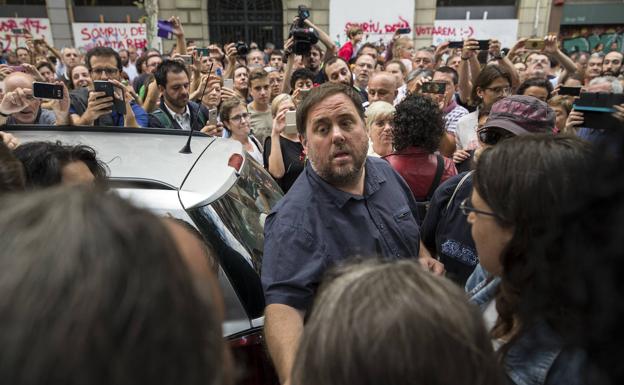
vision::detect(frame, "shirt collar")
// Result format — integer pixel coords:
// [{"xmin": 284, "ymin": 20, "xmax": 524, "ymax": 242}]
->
[
  {"xmin": 163, "ymin": 100, "xmax": 190, "ymax": 119},
  {"xmin": 305, "ymin": 157, "xmax": 386, "ymax": 209},
  {"xmin": 443, "ymin": 98, "xmax": 458, "ymax": 114}
]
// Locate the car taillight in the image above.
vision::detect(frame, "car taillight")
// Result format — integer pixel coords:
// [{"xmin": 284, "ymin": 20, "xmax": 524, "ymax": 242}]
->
[
  {"xmin": 228, "ymin": 329, "xmax": 279, "ymax": 385},
  {"xmin": 228, "ymin": 153, "xmax": 244, "ymax": 172}
]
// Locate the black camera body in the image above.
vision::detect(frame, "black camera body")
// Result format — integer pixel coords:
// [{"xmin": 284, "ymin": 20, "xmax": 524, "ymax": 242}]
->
[
  {"xmin": 288, "ymin": 5, "xmax": 319, "ymax": 56},
  {"xmin": 236, "ymin": 41, "xmax": 249, "ymax": 57}
]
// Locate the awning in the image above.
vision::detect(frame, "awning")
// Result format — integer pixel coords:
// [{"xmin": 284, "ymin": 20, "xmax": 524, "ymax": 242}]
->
[{"xmin": 561, "ymin": 3, "xmax": 624, "ymax": 25}]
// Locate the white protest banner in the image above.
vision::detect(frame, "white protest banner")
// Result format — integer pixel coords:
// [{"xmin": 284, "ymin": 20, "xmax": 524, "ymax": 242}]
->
[
  {"xmin": 72, "ymin": 23, "xmax": 159, "ymax": 51},
  {"xmin": 0, "ymin": 18, "xmax": 54, "ymax": 51},
  {"xmin": 426, "ymin": 19, "xmax": 519, "ymax": 48},
  {"xmin": 329, "ymin": 0, "xmax": 415, "ymax": 45}
]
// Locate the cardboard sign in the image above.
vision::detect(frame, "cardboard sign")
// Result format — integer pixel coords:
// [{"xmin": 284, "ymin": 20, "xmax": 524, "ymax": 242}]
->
[
  {"xmin": 72, "ymin": 22, "xmax": 160, "ymax": 51},
  {"xmin": 0, "ymin": 18, "xmax": 54, "ymax": 51},
  {"xmin": 329, "ymin": 0, "xmax": 415, "ymax": 45},
  {"xmin": 427, "ymin": 19, "xmax": 519, "ymax": 49}
]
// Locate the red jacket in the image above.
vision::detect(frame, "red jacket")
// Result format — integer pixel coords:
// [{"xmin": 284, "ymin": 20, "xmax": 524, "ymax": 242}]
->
[
  {"xmin": 338, "ymin": 41, "xmax": 355, "ymax": 62},
  {"xmin": 383, "ymin": 147, "xmax": 457, "ymax": 201}
]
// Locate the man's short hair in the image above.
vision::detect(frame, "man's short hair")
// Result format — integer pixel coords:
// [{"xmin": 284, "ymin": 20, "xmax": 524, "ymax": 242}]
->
[
  {"xmin": 525, "ymin": 51, "xmax": 552, "ymax": 66},
  {"xmin": 357, "ymin": 43, "xmax": 377, "ymax": 56},
  {"xmin": 323, "ymin": 56, "xmax": 349, "ymax": 77},
  {"xmin": 296, "ymin": 82, "xmax": 364, "ymax": 137},
  {"xmin": 434, "ymin": 66, "xmax": 459, "ymax": 85},
  {"xmin": 85, "ymin": 46, "xmax": 122, "ymax": 72},
  {"xmin": 290, "ymin": 68, "xmax": 315, "ymax": 89},
  {"xmin": 154, "ymin": 59, "xmax": 190, "ymax": 87},
  {"xmin": 270, "ymin": 49, "xmax": 284, "ymax": 59},
  {"xmin": 248, "ymin": 68, "xmax": 268, "ymax": 85}
]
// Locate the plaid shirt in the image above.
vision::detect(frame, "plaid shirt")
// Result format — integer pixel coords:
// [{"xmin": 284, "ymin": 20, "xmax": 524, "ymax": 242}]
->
[{"xmin": 443, "ymin": 100, "xmax": 469, "ymax": 135}]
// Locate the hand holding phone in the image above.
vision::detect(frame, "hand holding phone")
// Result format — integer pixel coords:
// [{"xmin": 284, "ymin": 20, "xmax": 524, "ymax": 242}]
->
[
  {"xmin": 33, "ymin": 82, "xmax": 64, "ymax": 100},
  {"xmin": 284, "ymin": 110, "xmax": 298, "ymax": 135}
]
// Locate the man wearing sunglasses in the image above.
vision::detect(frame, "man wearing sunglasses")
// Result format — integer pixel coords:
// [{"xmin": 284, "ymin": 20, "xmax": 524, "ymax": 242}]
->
[
  {"xmin": 69, "ymin": 47, "xmax": 148, "ymax": 127},
  {"xmin": 420, "ymin": 95, "xmax": 555, "ymax": 286}
]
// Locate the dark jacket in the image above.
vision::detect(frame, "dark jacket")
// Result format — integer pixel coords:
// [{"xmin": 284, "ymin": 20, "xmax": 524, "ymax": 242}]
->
[{"xmin": 148, "ymin": 98, "xmax": 209, "ymax": 130}]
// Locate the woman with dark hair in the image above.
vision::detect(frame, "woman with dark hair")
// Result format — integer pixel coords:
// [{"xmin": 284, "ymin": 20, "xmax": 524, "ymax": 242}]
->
[
  {"xmin": 383, "ymin": 94, "xmax": 456, "ymax": 209},
  {"xmin": 292, "ymin": 259, "xmax": 504, "ymax": 385},
  {"xmin": 69, "ymin": 64, "xmax": 93, "ymax": 90},
  {"xmin": 516, "ymin": 77, "xmax": 554, "ymax": 102},
  {"xmin": 220, "ymin": 97, "xmax": 262, "ymax": 164},
  {"xmin": 464, "ymin": 134, "xmax": 591, "ymax": 385},
  {"xmin": 0, "ymin": 186, "xmax": 226, "ymax": 385},
  {"xmin": 13, "ymin": 141, "xmax": 108, "ymax": 188},
  {"xmin": 455, "ymin": 66, "xmax": 513, "ymax": 165}
]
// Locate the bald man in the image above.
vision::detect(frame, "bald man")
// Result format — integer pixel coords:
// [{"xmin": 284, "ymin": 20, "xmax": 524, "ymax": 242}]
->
[
  {"xmin": 0, "ymin": 72, "xmax": 70, "ymax": 126},
  {"xmin": 367, "ymin": 72, "xmax": 398, "ymax": 105}
]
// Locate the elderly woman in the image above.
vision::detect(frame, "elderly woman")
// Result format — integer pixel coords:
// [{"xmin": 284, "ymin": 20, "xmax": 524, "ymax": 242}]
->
[
  {"xmin": 262, "ymin": 94, "xmax": 303, "ymax": 193},
  {"xmin": 365, "ymin": 101, "xmax": 394, "ymax": 157},
  {"xmin": 384, "ymin": 94, "xmax": 456, "ymax": 205}
]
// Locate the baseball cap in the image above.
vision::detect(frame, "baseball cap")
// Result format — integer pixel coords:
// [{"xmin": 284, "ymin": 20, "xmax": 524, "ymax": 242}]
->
[{"xmin": 480, "ymin": 95, "xmax": 555, "ymax": 136}]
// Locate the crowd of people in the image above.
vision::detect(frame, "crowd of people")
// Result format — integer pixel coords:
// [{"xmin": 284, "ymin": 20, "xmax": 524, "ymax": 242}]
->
[{"xmin": 0, "ymin": 12, "xmax": 624, "ymax": 385}]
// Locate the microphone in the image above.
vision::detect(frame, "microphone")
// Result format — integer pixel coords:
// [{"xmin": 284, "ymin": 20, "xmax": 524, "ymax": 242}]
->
[{"xmin": 179, "ymin": 61, "xmax": 214, "ymax": 154}]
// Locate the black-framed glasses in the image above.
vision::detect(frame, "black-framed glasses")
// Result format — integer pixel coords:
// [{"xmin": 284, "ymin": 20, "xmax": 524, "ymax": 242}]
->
[
  {"xmin": 229, "ymin": 112, "xmax": 251, "ymax": 123},
  {"xmin": 91, "ymin": 67, "xmax": 119, "ymax": 76},
  {"xmin": 477, "ymin": 127, "xmax": 514, "ymax": 146},
  {"xmin": 459, "ymin": 198, "xmax": 499, "ymax": 218},
  {"xmin": 484, "ymin": 86, "xmax": 511, "ymax": 95}
]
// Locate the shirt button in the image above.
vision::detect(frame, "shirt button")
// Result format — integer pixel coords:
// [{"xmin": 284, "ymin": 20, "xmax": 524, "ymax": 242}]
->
[{"xmin": 379, "ymin": 224, "xmax": 384, "ymax": 230}]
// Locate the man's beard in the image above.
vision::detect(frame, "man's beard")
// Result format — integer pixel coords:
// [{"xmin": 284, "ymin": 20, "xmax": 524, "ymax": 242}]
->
[{"xmin": 308, "ymin": 134, "xmax": 368, "ymax": 188}]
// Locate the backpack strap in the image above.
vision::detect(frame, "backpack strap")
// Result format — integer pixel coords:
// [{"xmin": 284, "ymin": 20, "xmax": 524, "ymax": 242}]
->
[
  {"xmin": 152, "ymin": 109, "xmax": 174, "ymax": 128},
  {"xmin": 426, "ymin": 154, "xmax": 445, "ymax": 200},
  {"xmin": 445, "ymin": 170, "xmax": 474, "ymax": 212}
]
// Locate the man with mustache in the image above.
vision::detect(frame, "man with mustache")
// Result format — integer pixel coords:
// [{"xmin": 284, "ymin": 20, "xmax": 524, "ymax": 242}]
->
[{"xmin": 261, "ymin": 82, "xmax": 443, "ymax": 385}]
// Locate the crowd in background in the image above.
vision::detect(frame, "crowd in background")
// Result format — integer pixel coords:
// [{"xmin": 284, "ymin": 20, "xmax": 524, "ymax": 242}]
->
[{"xmin": 0, "ymin": 11, "xmax": 623, "ymax": 385}]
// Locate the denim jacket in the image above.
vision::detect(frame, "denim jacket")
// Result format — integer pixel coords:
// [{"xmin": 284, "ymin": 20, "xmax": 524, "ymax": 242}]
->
[{"xmin": 466, "ymin": 265, "xmax": 587, "ymax": 385}]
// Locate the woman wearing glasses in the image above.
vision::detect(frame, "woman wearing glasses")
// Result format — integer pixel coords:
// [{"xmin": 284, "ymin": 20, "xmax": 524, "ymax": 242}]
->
[
  {"xmin": 220, "ymin": 97, "xmax": 263, "ymax": 164},
  {"xmin": 420, "ymin": 95, "xmax": 555, "ymax": 286},
  {"xmin": 454, "ymin": 66, "xmax": 513, "ymax": 169},
  {"xmin": 464, "ymin": 134, "xmax": 591, "ymax": 385}
]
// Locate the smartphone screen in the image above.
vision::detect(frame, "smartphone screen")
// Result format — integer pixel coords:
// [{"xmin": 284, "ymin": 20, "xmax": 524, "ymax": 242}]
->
[
  {"xmin": 11, "ymin": 28, "xmax": 26, "ymax": 35},
  {"xmin": 397, "ymin": 28, "xmax": 411, "ymax": 34},
  {"xmin": 421, "ymin": 82, "xmax": 446, "ymax": 94},
  {"xmin": 195, "ymin": 48, "xmax": 210, "ymax": 57},
  {"xmin": 477, "ymin": 40, "xmax": 490, "ymax": 51},
  {"xmin": 559, "ymin": 86, "xmax": 582, "ymax": 97},
  {"xmin": 224, "ymin": 78, "xmax": 234, "ymax": 89},
  {"xmin": 33, "ymin": 82, "xmax": 63, "ymax": 100},
  {"xmin": 448, "ymin": 41, "xmax": 464, "ymax": 49},
  {"xmin": 284, "ymin": 110, "xmax": 297, "ymax": 135}
]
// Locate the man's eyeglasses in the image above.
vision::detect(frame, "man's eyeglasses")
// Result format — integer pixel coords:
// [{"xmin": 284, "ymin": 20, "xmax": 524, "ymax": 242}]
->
[
  {"xmin": 484, "ymin": 86, "xmax": 511, "ymax": 95},
  {"xmin": 477, "ymin": 127, "xmax": 514, "ymax": 146},
  {"xmin": 459, "ymin": 198, "xmax": 499, "ymax": 218},
  {"xmin": 91, "ymin": 68, "xmax": 119, "ymax": 76},
  {"xmin": 229, "ymin": 112, "xmax": 251, "ymax": 123}
]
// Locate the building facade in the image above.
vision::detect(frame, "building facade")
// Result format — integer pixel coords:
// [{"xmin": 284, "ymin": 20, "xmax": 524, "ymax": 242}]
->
[{"xmin": 0, "ymin": 0, "xmax": 621, "ymax": 52}]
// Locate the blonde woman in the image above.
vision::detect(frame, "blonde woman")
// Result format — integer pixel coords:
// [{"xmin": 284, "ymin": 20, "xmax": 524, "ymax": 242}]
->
[
  {"xmin": 263, "ymin": 94, "xmax": 304, "ymax": 193},
  {"xmin": 365, "ymin": 101, "xmax": 395, "ymax": 157}
]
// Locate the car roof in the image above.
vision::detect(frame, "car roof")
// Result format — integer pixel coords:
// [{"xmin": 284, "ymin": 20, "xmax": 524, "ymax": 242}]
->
[{"xmin": 9, "ymin": 127, "xmax": 244, "ymax": 199}]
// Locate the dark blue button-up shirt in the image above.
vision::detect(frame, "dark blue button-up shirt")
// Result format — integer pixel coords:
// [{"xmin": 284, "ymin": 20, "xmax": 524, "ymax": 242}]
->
[{"xmin": 261, "ymin": 156, "xmax": 421, "ymax": 311}]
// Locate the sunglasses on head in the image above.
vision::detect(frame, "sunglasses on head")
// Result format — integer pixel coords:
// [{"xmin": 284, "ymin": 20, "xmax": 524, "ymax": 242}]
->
[{"xmin": 477, "ymin": 127, "xmax": 515, "ymax": 146}]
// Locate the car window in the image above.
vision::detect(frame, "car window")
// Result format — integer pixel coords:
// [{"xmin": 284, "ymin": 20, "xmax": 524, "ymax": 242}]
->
[{"xmin": 189, "ymin": 157, "xmax": 282, "ymax": 319}]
